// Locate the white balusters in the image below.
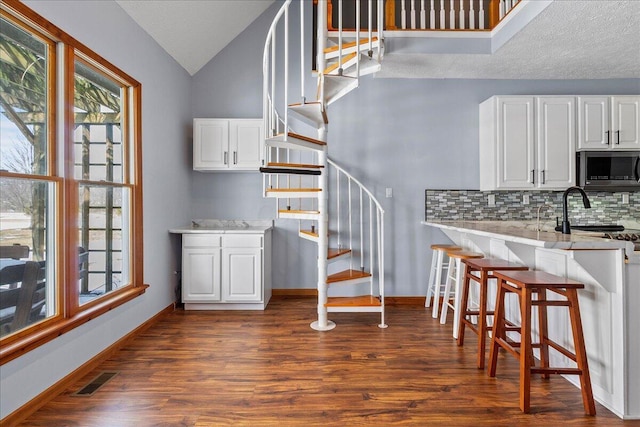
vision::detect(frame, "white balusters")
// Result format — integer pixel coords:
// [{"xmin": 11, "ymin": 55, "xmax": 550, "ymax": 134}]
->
[
  {"xmin": 411, "ymin": 0, "xmax": 417, "ymax": 30},
  {"xmin": 469, "ymin": 0, "xmax": 475, "ymax": 30},
  {"xmin": 388, "ymin": 0, "xmax": 521, "ymax": 32},
  {"xmin": 449, "ymin": 0, "xmax": 455, "ymax": 29},
  {"xmin": 430, "ymin": 0, "xmax": 436, "ymax": 29},
  {"xmin": 401, "ymin": 0, "xmax": 407, "ymax": 29}
]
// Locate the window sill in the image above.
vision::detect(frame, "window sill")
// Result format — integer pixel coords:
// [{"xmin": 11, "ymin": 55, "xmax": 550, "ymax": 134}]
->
[{"xmin": 0, "ymin": 284, "xmax": 148, "ymax": 365}]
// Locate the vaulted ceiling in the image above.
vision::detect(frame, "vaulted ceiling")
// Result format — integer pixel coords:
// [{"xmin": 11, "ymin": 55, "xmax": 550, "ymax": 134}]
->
[{"xmin": 116, "ymin": 0, "xmax": 640, "ymax": 79}]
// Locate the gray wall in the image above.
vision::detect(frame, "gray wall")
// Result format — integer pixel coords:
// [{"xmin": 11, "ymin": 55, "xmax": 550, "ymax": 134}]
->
[
  {"xmin": 1, "ymin": 0, "xmax": 193, "ymax": 418},
  {"xmin": 190, "ymin": 3, "xmax": 640, "ymax": 296}
]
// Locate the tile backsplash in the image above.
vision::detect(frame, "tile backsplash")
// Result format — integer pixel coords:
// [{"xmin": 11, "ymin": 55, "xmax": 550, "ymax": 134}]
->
[{"xmin": 425, "ymin": 190, "xmax": 639, "ymax": 225}]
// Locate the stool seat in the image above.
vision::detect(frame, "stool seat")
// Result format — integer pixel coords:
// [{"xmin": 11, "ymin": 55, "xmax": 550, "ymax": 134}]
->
[
  {"xmin": 462, "ymin": 258, "xmax": 528, "ymax": 271},
  {"xmin": 446, "ymin": 250, "xmax": 484, "ymax": 259},
  {"xmin": 457, "ymin": 258, "xmax": 528, "ymax": 369},
  {"xmin": 488, "ymin": 269, "xmax": 595, "ymax": 415},
  {"xmin": 430, "ymin": 244, "xmax": 461, "ymax": 251},
  {"xmin": 492, "ymin": 270, "xmax": 585, "ymax": 289}
]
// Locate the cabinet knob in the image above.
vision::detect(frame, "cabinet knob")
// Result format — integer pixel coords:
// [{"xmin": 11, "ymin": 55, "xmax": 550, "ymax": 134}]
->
[
  {"xmin": 615, "ymin": 130, "xmax": 620, "ymax": 145},
  {"xmin": 531, "ymin": 170, "xmax": 535, "ymax": 184},
  {"xmin": 605, "ymin": 130, "xmax": 610, "ymax": 145},
  {"xmin": 224, "ymin": 151, "xmax": 228, "ymax": 165}
]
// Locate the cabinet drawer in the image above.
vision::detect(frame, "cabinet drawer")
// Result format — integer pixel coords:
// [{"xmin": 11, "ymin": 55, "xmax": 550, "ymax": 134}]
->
[
  {"xmin": 183, "ymin": 234, "xmax": 221, "ymax": 248},
  {"xmin": 222, "ymin": 234, "xmax": 262, "ymax": 248}
]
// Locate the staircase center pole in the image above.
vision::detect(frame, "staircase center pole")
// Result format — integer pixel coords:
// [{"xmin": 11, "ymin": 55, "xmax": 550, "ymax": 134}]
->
[
  {"xmin": 311, "ymin": 136, "xmax": 334, "ymax": 331},
  {"xmin": 310, "ymin": 0, "xmax": 334, "ymax": 331}
]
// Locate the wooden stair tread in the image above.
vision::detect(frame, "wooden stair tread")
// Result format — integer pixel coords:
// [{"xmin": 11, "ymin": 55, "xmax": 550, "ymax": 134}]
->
[
  {"xmin": 266, "ymin": 188, "xmax": 322, "ymax": 193},
  {"xmin": 327, "ymin": 269, "xmax": 372, "ymax": 284},
  {"xmin": 279, "ymin": 209, "xmax": 320, "ymax": 214},
  {"xmin": 277, "ymin": 132, "xmax": 327, "ymax": 146},
  {"xmin": 267, "ymin": 162, "xmax": 323, "ymax": 169},
  {"xmin": 300, "ymin": 229, "xmax": 319, "ymax": 238},
  {"xmin": 328, "ymin": 248, "xmax": 351, "ymax": 259},
  {"xmin": 324, "ymin": 37, "xmax": 378, "ymax": 54},
  {"xmin": 326, "ymin": 295, "xmax": 381, "ymax": 307},
  {"xmin": 324, "ymin": 52, "xmax": 357, "ymax": 74}
]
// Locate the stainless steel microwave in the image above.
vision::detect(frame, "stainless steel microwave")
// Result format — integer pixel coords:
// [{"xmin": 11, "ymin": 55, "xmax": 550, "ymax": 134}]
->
[{"xmin": 577, "ymin": 151, "xmax": 640, "ymax": 191}]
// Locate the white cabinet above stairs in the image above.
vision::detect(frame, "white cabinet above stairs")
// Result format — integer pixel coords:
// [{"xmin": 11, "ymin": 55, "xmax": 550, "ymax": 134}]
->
[{"xmin": 193, "ymin": 118, "xmax": 264, "ymax": 171}]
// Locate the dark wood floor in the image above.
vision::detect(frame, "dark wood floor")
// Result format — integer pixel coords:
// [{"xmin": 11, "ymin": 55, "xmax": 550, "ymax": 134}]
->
[{"xmin": 20, "ymin": 296, "xmax": 634, "ymax": 426}]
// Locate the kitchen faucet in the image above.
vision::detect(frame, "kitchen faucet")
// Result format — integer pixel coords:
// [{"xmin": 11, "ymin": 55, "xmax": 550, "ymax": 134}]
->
[{"xmin": 561, "ymin": 186, "xmax": 591, "ymax": 234}]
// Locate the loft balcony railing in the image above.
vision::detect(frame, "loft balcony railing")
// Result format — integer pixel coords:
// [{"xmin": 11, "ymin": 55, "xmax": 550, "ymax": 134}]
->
[{"xmin": 325, "ymin": 0, "xmax": 522, "ymax": 32}]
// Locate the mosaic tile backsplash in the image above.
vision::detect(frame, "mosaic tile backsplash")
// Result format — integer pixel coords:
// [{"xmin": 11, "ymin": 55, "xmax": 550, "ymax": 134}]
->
[{"xmin": 425, "ymin": 190, "xmax": 639, "ymax": 225}]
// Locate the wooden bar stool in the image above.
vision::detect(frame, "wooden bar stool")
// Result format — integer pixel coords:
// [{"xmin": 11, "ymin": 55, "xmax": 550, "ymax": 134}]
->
[
  {"xmin": 457, "ymin": 258, "xmax": 528, "ymax": 369},
  {"xmin": 439, "ymin": 250, "xmax": 483, "ymax": 338},
  {"xmin": 487, "ymin": 270, "xmax": 596, "ymax": 415},
  {"xmin": 426, "ymin": 244, "xmax": 461, "ymax": 318}
]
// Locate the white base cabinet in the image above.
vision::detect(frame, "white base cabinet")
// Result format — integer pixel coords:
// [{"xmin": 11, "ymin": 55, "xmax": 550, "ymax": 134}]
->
[{"xmin": 181, "ymin": 231, "xmax": 272, "ymax": 310}]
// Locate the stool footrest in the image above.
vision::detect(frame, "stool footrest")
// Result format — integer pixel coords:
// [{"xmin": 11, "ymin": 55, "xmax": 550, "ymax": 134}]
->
[
  {"xmin": 545, "ymin": 338, "xmax": 578, "ymax": 362},
  {"xmin": 531, "ymin": 367, "xmax": 583, "ymax": 376}
]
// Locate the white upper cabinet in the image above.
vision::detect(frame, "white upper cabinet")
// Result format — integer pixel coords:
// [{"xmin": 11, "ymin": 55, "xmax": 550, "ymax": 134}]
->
[
  {"xmin": 536, "ymin": 97, "xmax": 576, "ymax": 189},
  {"xmin": 577, "ymin": 96, "xmax": 640, "ymax": 150},
  {"xmin": 193, "ymin": 118, "xmax": 264, "ymax": 171},
  {"xmin": 479, "ymin": 96, "xmax": 575, "ymax": 191}
]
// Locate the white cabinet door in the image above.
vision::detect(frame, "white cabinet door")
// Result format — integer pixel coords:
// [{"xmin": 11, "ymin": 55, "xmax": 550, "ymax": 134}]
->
[
  {"xmin": 577, "ymin": 97, "xmax": 609, "ymax": 150},
  {"xmin": 182, "ymin": 247, "xmax": 221, "ymax": 302},
  {"xmin": 222, "ymin": 247, "xmax": 262, "ymax": 302},
  {"xmin": 578, "ymin": 96, "xmax": 640, "ymax": 151},
  {"xmin": 193, "ymin": 119, "xmax": 228, "ymax": 169},
  {"xmin": 536, "ymin": 97, "xmax": 576, "ymax": 189},
  {"xmin": 229, "ymin": 120, "xmax": 264, "ymax": 170},
  {"xmin": 611, "ymin": 96, "xmax": 640, "ymax": 149},
  {"xmin": 496, "ymin": 97, "xmax": 535, "ymax": 189}
]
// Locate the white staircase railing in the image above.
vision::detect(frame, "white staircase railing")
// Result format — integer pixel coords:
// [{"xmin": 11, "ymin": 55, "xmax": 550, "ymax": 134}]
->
[
  {"xmin": 390, "ymin": 0, "xmax": 522, "ymax": 30},
  {"xmin": 328, "ymin": 158, "xmax": 385, "ymax": 311}
]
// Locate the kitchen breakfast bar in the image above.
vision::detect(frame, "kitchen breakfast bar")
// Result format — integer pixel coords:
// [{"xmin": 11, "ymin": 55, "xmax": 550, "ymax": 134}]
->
[{"xmin": 422, "ymin": 220, "xmax": 640, "ymax": 420}]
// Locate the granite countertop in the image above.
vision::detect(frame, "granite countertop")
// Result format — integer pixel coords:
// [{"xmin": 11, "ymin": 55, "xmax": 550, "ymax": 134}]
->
[
  {"xmin": 421, "ymin": 220, "xmax": 637, "ymax": 256},
  {"xmin": 169, "ymin": 219, "xmax": 273, "ymax": 234}
]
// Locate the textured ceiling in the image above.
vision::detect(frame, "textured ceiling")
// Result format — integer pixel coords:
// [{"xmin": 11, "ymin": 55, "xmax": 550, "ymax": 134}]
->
[
  {"xmin": 117, "ymin": 0, "xmax": 640, "ymax": 79},
  {"xmin": 377, "ymin": 0, "xmax": 640, "ymax": 79},
  {"xmin": 116, "ymin": 0, "xmax": 274, "ymax": 76}
]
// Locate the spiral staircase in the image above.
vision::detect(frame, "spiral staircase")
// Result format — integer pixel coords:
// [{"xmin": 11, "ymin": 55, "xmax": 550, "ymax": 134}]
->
[{"xmin": 260, "ymin": 0, "xmax": 386, "ymax": 331}]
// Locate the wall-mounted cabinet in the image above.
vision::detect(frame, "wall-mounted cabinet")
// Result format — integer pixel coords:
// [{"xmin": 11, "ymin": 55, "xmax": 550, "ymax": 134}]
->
[
  {"xmin": 577, "ymin": 96, "xmax": 640, "ymax": 151},
  {"xmin": 193, "ymin": 118, "xmax": 264, "ymax": 171},
  {"xmin": 479, "ymin": 96, "xmax": 576, "ymax": 191}
]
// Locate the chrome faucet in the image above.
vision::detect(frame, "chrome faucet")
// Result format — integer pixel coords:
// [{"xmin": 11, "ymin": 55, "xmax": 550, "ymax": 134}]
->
[
  {"xmin": 561, "ymin": 186, "xmax": 591, "ymax": 234},
  {"xmin": 536, "ymin": 204, "xmax": 553, "ymax": 232}
]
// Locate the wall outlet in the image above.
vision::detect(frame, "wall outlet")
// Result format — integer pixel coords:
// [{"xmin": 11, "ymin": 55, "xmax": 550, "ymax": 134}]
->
[
  {"xmin": 385, "ymin": 188, "xmax": 393, "ymax": 198},
  {"xmin": 523, "ymin": 194, "xmax": 530, "ymax": 205},
  {"xmin": 622, "ymin": 193, "xmax": 630, "ymax": 204},
  {"xmin": 488, "ymin": 194, "xmax": 495, "ymax": 206}
]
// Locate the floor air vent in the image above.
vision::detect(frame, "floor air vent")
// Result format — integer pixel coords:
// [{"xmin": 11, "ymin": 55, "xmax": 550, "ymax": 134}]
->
[{"xmin": 73, "ymin": 371, "xmax": 119, "ymax": 396}]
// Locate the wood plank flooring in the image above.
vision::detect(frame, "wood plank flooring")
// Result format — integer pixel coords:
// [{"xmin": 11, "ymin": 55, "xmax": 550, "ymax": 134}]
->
[{"xmin": 19, "ymin": 296, "xmax": 632, "ymax": 426}]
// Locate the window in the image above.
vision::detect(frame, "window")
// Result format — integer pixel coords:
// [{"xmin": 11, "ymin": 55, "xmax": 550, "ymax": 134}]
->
[{"xmin": 0, "ymin": 0, "xmax": 145, "ymax": 364}]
